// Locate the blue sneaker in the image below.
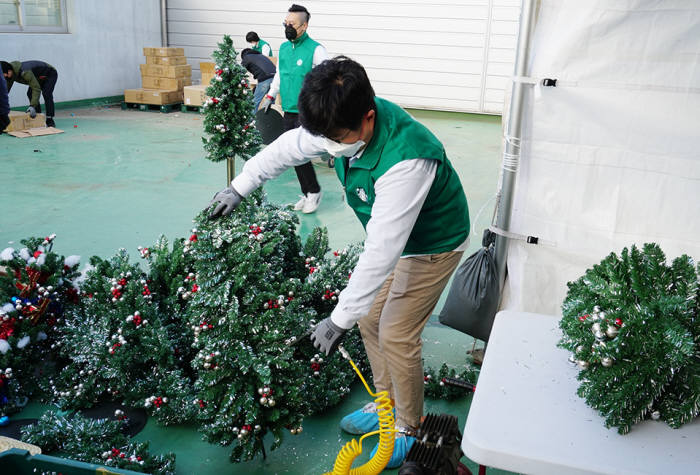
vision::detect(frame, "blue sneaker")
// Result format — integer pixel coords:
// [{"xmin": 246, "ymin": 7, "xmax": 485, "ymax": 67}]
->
[
  {"xmin": 340, "ymin": 402, "xmax": 383, "ymax": 434},
  {"xmin": 369, "ymin": 432, "xmax": 416, "ymax": 469}
]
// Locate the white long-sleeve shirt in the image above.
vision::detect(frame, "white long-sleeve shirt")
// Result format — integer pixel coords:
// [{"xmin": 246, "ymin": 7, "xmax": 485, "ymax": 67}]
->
[
  {"xmin": 232, "ymin": 127, "xmax": 468, "ymax": 329},
  {"xmin": 266, "ymin": 44, "xmax": 328, "ymax": 100}
]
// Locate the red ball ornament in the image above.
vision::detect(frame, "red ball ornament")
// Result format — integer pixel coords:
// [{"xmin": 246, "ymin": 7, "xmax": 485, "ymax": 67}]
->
[
  {"xmin": 579, "ymin": 314, "xmax": 589, "ymax": 322},
  {"xmin": 615, "ymin": 318, "xmax": 623, "ymax": 326}
]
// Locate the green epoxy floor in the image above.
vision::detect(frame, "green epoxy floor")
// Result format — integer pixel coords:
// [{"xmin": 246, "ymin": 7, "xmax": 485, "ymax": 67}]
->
[{"xmin": 0, "ymin": 105, "xmax": 514, "ymax": 475}]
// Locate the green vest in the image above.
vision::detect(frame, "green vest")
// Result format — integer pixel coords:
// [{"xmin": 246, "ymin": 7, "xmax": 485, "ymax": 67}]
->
[
  {"xmin": 334, "ymin": 98, "xmax": 470, "ymax": 256},
  {"xmin": 278, "ymin": 32, "xmax": 319, "ymax": 113},
  {"xmin": 253, "ymin": 39, "xmax": 272, "ymax": 57}
]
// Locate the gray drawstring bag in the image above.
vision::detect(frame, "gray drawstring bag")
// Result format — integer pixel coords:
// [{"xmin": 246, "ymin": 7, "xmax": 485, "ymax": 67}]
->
[{"xmin": 439, "ymin": 229, "xmax": 500, "ymax": 342}]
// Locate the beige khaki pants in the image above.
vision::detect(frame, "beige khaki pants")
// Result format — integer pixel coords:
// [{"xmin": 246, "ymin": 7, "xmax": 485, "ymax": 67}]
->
[{"xmin": 358, "ymin": 250, "xmax": 463, "ymax": 429}]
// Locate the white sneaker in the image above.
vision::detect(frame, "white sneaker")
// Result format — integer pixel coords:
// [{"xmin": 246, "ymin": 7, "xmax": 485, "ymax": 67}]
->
[
  {"xmin": 302, "ymin": 191, "xmax": 322, "ymax": 213},
  {"xmin": 293, "ymin": 195, "xmax": 307, "ymax": 211}
]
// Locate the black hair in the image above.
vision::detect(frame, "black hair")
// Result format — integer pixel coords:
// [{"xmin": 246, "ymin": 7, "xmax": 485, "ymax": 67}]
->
[
  {"xmin": 245, "ymin": 31, "xmax": 260, "ymax": 43},
  {"xmin": 298, "ymin": 56, "xmax": 376, "ymax": 137},
  {"xmin": 288, "ymin": 4, "xmax": 310, "ymax": 23},
  {"xmin": 1, "ymin": 61, "xmax": 12, "ymax": 75},
  {"xmin": 241, "ymin": 48, "xmax": 258, "ymax": 57}
]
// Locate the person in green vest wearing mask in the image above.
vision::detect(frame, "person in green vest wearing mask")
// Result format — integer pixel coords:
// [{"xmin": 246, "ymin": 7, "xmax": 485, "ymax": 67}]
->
[
  {"xmin": 245, "ymin": 31, "xmax": 272, "ymax": 57},
  {"xmin": 258, "ymin": 4, "xmax": 328, "ymax": 214},
  {"xmin": 208, "ymin": 56, "xmax": 471, "ymax": 468}
]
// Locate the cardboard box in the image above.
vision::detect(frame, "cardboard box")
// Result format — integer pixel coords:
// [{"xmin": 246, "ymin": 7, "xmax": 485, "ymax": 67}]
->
[
  {"xmin": 145, "ymin": 55, "xmax": 188, "ymax": 66},
  {"xmin": 6, "ymin": 111, "xmax": 46, "ymax": 132},
  {"xmin": 143, "ymin": 47, "xmax": 185, "ymax": 57},
  {"xmin": 124, "ymin": 88, "xmax": 184, "ymax": 105},
  {"xmin": 201, "ymin": 74, "xmax": 215, "ymax": 86},
  {"xmin": 200, "ymin": 62, "xmax": 215, "ymax": 74},
  {"xmin": 139, "ymin": 64, "xmax": 192, "ymax": 79},
  {"xmin": 142, "ymin": 76, "xmax": 192, "ymax": 90},
  {"xmin": 183, "ymin": 85, "xmax": 209, "ymax": 106},
  {"xmin": 199, "ymin": 62, "xmax": 216, "ymax": 86},
  {"xmin": 8, "ymin": 127, "xmax": 64, "ymax": 138}
]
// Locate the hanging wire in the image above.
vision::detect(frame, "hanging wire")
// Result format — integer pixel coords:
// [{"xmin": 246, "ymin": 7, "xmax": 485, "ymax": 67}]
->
[{"xmin": 471, "ymin": 194, "xmax": 498, "ymax": 237}]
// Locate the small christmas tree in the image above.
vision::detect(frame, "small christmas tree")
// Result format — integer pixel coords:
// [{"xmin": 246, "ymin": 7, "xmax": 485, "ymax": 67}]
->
[
  {"xmin": 559, "ymin": 243, "xmax": 699, "ymax": 434},
  {"xmin": 21, "ymin": 410, "xmax": 176, "ymax": 475},
  {"xmin": 188, "ymin": 192, "xmax": 368, "ymax": 462},
  {"xmin": 0, "ymin": 235, "xmax": 80, "ymax": 416},
  {"xmin": 202, "ymin": 35, "xmax": 262, "ymax": 164},
  {"xmin": 50, "ymin": 249, "xmax": 195, "ymax": 425}
]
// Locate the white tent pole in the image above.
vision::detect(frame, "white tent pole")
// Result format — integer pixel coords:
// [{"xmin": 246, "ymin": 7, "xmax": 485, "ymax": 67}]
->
[{"xmin": 494, "ymin": 0, "xmax": 538, "ymax": 291}]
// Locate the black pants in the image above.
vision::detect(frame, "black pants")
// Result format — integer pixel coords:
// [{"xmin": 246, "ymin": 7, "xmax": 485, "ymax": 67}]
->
[
  {"xmin": 27, "ymin": 69, "xmax": 58, "ymax": 117},
  {"xmin": 283, "ymin": 112, "xmax": 321, "ymax": 195}
]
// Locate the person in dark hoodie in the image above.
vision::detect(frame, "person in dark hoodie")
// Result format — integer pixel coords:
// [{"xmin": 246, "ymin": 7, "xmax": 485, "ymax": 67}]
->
[
  {"xmin": 1, "ymin": 60, "xmax": 58, "ymax": 127},
  {"xmin": 240, "ymin": 48, "xmax": 277, "ymax": 114},
  {"xmin": 0, "ymin": 70, "xmax": 9, "ymax": 133}
]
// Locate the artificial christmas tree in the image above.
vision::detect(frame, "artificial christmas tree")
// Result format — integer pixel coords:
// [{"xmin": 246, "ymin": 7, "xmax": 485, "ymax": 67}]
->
[
  {"xmin": 423, "ymin": 362, "xmax": 479, "ymax": 400},
  {"xmin": 559, "ymin": 243, "xmax": 699, "ymax": 434},
  {"xmin": 202, "ymin": 34, "xmax": 262, "ymax": 182},
  {"xmin": 21, "ymin": 410, "xmax": 176, "ymax": 474},
  {"xmin": 0, "ymin": 235, "xmax": 80, "ymax": 416},
  {"xmin": 141, "ymin": 236, "xmax": 199, "ymax": 375},
  {"xmin": 187, "ymin": 192, "xmax": 368, "ymax": 462},
  {"xmin": 49, "ymin": 249, "xmax": 195, "ymax": 425}
]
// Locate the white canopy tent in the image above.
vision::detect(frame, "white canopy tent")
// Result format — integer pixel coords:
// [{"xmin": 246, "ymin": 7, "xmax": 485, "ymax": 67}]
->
[{"xmin": 497, "ymin": 0, "xmax": 700, "ymax": 316}]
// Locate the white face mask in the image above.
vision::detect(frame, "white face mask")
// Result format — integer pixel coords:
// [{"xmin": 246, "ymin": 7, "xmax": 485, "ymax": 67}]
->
[{"xmin": 322, "ymin": 137, "xmax": 365, "ymax": 158}]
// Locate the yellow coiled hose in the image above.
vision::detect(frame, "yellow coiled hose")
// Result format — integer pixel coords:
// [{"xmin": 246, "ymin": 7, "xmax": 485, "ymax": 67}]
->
[{"xmin": 323, "ymin": 346, "xmax": 398, "ymax": 475}]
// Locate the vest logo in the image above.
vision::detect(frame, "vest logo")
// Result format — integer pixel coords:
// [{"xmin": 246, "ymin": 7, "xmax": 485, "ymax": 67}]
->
[
  {"xmin": 355, "ymin": 188, "xmax": 368, "ymax": 202},
  {"xmin": 297, "ymin": 59, "xmax": 303, "ymax": 66}
]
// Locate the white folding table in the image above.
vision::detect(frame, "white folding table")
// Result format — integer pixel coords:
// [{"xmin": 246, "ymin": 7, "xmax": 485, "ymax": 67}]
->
[{"xmin": 462, "ymin": 310, "xmax": 700, "ymax": 475}]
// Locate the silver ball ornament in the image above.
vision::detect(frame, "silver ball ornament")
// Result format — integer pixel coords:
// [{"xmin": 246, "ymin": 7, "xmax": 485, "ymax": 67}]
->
[
  {"xmin": 577, "ymin": 360, "xmax": 590, "ymax": 370},
  {"xmin": 601, "ymin": 356, "xmax": 613, "ymax": 367}
]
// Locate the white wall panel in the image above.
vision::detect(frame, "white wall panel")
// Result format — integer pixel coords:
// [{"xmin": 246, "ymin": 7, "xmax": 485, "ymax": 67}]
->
[
  {"xmin": 4, "ymin": 0, "xmax": 161, "ymax": 104},
  {"xmin": 167, "ymin": 0, "xmax": 520, "ymax": 114}
]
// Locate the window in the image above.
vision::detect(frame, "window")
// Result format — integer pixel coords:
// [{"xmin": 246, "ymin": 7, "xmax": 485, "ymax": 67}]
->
[{"xmin": 0, "ymin": 0, "xmax": 67, "ymax": 33}]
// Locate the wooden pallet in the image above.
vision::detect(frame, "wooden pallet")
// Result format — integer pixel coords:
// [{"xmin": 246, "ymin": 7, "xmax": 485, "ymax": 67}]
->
[
  {"xmin": 180, "ymin": 104, "xmax": 203, "ymax": 113},
  {"xmin": 121, "ymin": 101, "xmax": 182, "ymax": 113}
]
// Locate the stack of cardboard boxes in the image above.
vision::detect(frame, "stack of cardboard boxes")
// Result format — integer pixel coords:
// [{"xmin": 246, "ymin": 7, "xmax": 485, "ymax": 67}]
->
[
  {"xmin": 183, "ymin": 62, "xmax": 215, "ymax": 108},
  {"xmin": 124, "ymin": 47, "xmax": 192, "ymax": 105}
]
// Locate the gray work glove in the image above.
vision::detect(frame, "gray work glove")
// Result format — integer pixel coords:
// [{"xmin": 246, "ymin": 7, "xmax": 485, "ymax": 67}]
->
[
  {"xmin": 27, "ymin": 106, "xmax": 37, "ymax": 119},
  {"xmin": 259, "ymin": 95, "xmax": 273, "ymax": 113},
  {"xmin": 208, "ymin": 186, "xmax": 243, "ymax": 219},
  {"xmin": 310, "ymin": 317, "xmax": 347, "ymax": 356}
]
